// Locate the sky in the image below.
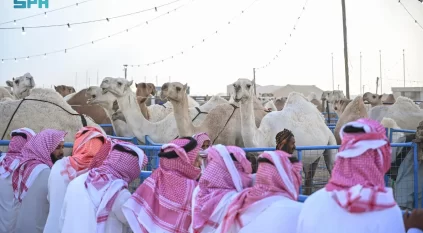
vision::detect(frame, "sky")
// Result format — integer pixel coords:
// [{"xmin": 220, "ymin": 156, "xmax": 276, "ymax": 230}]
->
[{"xmin": 1, "ymin": 0, "xmax": 422, "ymax": 96}]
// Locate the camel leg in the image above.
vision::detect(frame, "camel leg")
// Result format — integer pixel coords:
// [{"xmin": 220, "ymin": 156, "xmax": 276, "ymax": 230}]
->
[{"xmin": 303, "ymin": 157, "xmax": 321, "ymax": 195}]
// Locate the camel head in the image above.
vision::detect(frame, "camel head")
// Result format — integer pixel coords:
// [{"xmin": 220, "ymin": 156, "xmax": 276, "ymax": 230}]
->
[
  {"xmin": 6, "ymin": 73, "xmax": 36, "ymax": 98},
  {"xmin": 232, "ymin": 78, "xmax": 254, "ymax": 103},
  {"xmin": 363, "ymin": 92, "xmax": 382, "ymax": 106},
  {"xmin": 321, "ymin": 90, "xmax": 345, "ymax": 103},
  {"xmin": 54, "ymin": 85, "xmax": 75, "ymax": 97},
  {"xmin": 86, "ymin": 86, "xmax": 117, "ymax": 109},
  {"xmin": 100, "ymin": 77, "xmax": 133, "ymax": 98},
  {"xmin": 161, "ymin": 82, "xmax": 188, "ymax": 105},
  {"xmin": 274, "ymin": 97, "xmax": 287, "ymax": 111},
  {"xmin": 307, "ymin": 92, "xmax": 318, "ymax": 101},
  {"xmin": 135, "ymin": 82, "xmax": 156, "ymax": 104},
  {"xmin": 333, "ymin": 98, "xmax": 352, "ymax": 116}
]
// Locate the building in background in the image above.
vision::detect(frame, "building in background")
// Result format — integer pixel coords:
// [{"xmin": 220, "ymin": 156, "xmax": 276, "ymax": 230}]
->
[{"xmin": 391, "ymin": 87, "xmax": 423, "ymax": 101}]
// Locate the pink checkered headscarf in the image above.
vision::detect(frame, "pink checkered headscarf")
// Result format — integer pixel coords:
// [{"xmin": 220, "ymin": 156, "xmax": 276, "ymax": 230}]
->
[
  {"xmin": 122, "ymin": 137, "xmax": 201, "ymax": 233},
  {"xmin": 88, "ymin": 136, "xmax": 114, "ymax": 169},
  {"xmin": 193, "ymin": 132, "xmax": 211, "ymax": 149},
  {"xmin": 193, "ymin": 145, "xmax": 252, "ymax": 232},
  {"xmin": 85, "ymin": 140, "xmax": 147, "ymax": 233},
  {"xmin": 12, "ymin": 129, "xmax": 67, "ymax": 202},
  {"xmin": 326, "ymin": 118, "xmax": 396, "ymax": 213},
  {"xmin": 60, "ymin": 126, "xmax": 108, "ymax": 181},
  {"xmin": 221, "ymin": 150, "xmax": 302, "ymax": 232},
  {"xmin": 0, "ymin": 128, "xmax": 36, "ymax": 179}
]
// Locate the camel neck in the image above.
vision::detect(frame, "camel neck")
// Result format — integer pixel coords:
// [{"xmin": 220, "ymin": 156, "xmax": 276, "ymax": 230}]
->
[
  {"xmin": 170, "ymin": 97, "xmax": 195, "ymax": 137},
  {"xmin": 240, "ymin": 98, "xmax": 257, "ymax": 147}
]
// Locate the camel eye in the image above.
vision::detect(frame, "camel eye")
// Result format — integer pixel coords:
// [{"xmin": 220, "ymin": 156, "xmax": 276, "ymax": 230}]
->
[
  {"xmin": 246, "ymin": 84, "xmax": 251, "ymax": 89},
  {"xmin": 15, "ymin": 80, "xmax": 19, "ymax": 84},
  {"xmin": 176, "ymin": 86, "xmax": 181, "ymax": 92},
  {"xmin": 117, "ymin": 82, "xmax": 122, "ymax": 87},
  {"xmin": 92, "ymin": 95, "xmax": 96, "ymax": 99}
]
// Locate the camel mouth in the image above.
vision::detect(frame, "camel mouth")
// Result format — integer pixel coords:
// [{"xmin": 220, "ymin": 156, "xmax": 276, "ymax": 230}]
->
[
  {"xmin": 234, "ymin": 98, "xmax": 242, "ymax": 103},
  {"xmin": 363, "ymin": 100, "xmax": 370, "ymax": 104}
]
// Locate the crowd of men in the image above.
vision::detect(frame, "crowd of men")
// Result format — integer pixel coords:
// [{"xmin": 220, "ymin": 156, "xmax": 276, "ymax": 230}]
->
[{"xmin": 0, "ymin": 118, "xmax": 423, "ymax": 233}]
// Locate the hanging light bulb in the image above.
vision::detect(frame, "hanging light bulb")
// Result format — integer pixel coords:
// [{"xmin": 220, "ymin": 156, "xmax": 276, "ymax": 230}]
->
[
  {"xmin": 67, "ymin": 23, "xmax": 72, "ymax": 31},
  {"xmin": 44, "ymin": 12, "xmax": 47, "ymax": 17},
  {"xmin": 1, "ymin": 59, "xmax": 4, "ymax": 64},
  {"xmin": 26, "ymin": 56, "xmax": 29, "ymax": 60},
  {"xmin": 15, "ymin": 58, "xmax": 18, "ymax": 63},
  {"xmin": 44, "ymin": 53, "xmax": 47, "ymax": 59},
  {"xmin": 13, "ymin": 20, "xmax": 16, "ymax": 25},
  {"xmin": 21, "ymin": 27, "xmax": 26, "ymax": 35}
]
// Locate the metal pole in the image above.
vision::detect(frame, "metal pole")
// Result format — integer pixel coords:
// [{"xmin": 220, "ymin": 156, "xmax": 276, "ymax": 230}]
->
[
  {"xmin": 341, "ymin": 0, "xmax": 350, "ymax": 99},
  {"xmin": 253, "ymin": 68, "xmax": 257, "ymax": 95},
  {"xmin": 331, "ymin": 53, "xmax": 335, "ymax": 91},
  {"xmin": 169, "ymin": 76, "xmax": 171, "ymax": 82},
  {"xmin": 360, "ymin": 52, "xmax": 362, "ymax": 94},
  {"xmin": 123, "ymin": 64, "xmax": 128, "ymax": 79},
  {"xmin": 403, "ymin": 49, "xmax": 406, "ymax": 87},
  {"xmin": 379, "ymin": 50, "xmax": 382, "ymax": 94}
]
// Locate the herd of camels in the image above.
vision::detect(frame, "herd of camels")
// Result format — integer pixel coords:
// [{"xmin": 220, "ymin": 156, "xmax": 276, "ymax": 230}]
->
[{"xmin": 1, "ymin": 72, "xmax": 423, "ymax": 195}]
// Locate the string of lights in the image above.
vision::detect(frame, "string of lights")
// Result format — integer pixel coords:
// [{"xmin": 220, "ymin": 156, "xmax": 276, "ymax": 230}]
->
[
  {"xmin": 0, "ymin": 0, "xmax": 181, "ymax": 31},
  {"xmin": 399, "ymin": 0, "xmax": 423, "ymax": 31},
  {"xmin": 0, "ymin": 0, "xmax": 96, "ymax": 26},
  {"xmin": 255, "ymin": 0, "xmax": 310, "ymax": 70},
  {"xmin": 1, "ymin": 2, "xmax": 190, "ymax": 63},
  {"xmin": 126, "ymin": 0, "xmax": 259, "ymax": 68}
]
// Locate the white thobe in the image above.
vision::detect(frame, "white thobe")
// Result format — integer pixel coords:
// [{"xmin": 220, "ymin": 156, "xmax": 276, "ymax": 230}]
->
[
  {"xmin": 59, "ymin": 172, "xmax": 132, "ymax": 233},
  {"xmin": 43, "ymin": 159, "xmax": 71, "ymax": 233},
  {"xmin": 296, "ymin": 189, "xmax": 406, "ymax": 233},
  {"xmin": 15, "ymin": 168, "xmax": 51, "ymax": 233},
  {"xmin": 0, "ymin": 175, "xmax": 19, "ymax": 233},
  {"xmin": 216, "ymin": 195, "xmax": 302, "ymax": 233}
]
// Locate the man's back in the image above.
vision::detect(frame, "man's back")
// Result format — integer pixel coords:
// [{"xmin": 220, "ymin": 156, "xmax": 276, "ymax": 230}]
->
[
  {"xmin": 0, "ymin": 175, "xmax": 19, "ymax": 233},
  {"xmin": 15, "ymin": 168, "xmax": 50, "ymax": 233},
  {"xmin": 296, "ymin": 189, "xmax": 405, "ymax": 233}
]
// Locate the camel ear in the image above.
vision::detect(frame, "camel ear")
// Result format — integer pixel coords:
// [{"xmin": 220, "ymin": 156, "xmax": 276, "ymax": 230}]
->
[
  {"xmin": 135, "ymin": 83, "xmax": 139, "ymax": 88},
  {"xmin": 54, "ymin": 85, "xmax": 57, "ymax": 89},
  {"xmin": 6, "ymin": 80, "xmax": 13, "ymax": 87},
  {"xmin": 378, "ymin": 95, "xmax": 383, "ymax": 99},
  {"xmin": 127, "ymin": 80, "xmax": 133, "ymax": 87},
  {"xmin": 183, "ymin": 83, "xmax": 188, "ymax": 91}
]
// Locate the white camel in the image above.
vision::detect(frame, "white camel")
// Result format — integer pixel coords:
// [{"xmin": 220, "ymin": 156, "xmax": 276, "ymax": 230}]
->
[
  {"xmin": 5, "ymin": 73, "xmax": 36, "ymax": 99},
  {"xmin": 334, "ymin": 96, "xmax": 368, "ymax": 144},
  {"xmin": 234, "ymin": 79, "xmax": 337, "ymax": 195},
  {"xmin": 368, "ymin": 96, "xmax": 423, "ymax": 130},
  {"xmin": 264, "ymin": 100, "xmax": 277, "ymax": 111},
  {"xmin": 0, "ymin": 88, "xmax": 102, "ymax": 156},
  {"xmin": 85, "ymin": 86, "xmax": 135, "ymax": 138}
]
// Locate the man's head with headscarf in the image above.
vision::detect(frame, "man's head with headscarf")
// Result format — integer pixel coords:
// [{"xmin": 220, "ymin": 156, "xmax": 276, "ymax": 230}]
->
[
  {"xmin": 12, "ymin": 129, "xmax": 67, "ymax": 201},
  {"xmin": 121, "ymin": 136, "xmax": 202, "ymax": 233},
  {"xmin": 193, "ymin": 145, "xmax": 252, "ymax": 232},
  {"xmin": 325, "ymin": 118, "xmax": 395, "ymax": 213},
  {"xmin": 221, "ymin": 150, "xmax": 302, "ymax": 232},
  {"xmin": 0, "ymin": 128, "xmax": 36, "ymax": 179},
  {"xmin": 193, "ymin": 132, "xmax": 211, "ymax": 169},
  {"xmin": 84, "ymin": 140, "xmax": 147, "ymax": 232},
  {"xmin": 61, "ymin": 126, "xmax": 108, "ymax": 180},
  {"xmin": 275, "ymin": 129, "xmax": 296, "ymax": 154}
]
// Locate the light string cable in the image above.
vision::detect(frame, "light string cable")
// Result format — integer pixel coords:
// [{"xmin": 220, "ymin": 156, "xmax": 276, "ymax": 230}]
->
[
  {"xmin": 0, "ymin": 0, "xmax": 182, "ymax": 30},
  {"xmin": 0, "ymin": 0, "xmax": 96, "ymax": 26},
  {"xmin": 399, "ymin": 0, "xmax": 423, "ymax": 30},
  {"xmin": 1, "ymin": 1, "xmax": 191, "ymax": 63},
  {"xmin": 127, "ymin": 0, "xmax": 259, "ymax": 67},
  {"xmin": 255, "ymin": 0, "xmax": 310, "ymax": 70}
]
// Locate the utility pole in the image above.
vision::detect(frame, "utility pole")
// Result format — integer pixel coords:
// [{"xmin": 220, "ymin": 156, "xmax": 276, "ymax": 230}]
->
[
  {"xmin": 379, "ymin": 50, "xmax": 382, "ymax": 94},
  {"xmin": 169, "ymin": 76, "xmax": 171, "ymax": 82},
  {"xmin": 123, "ymin": 64, "xmax": 128, "ymax": 79},
  {"xmin": 359, "ymin": 52, "xmax": 362, "ymax": 94},
  {"xmin": 341, "ymin": 0, "xmax": 350, "ymax": 99},
  {"xmin": 362, "ymin": 85, "xmax": 365, "ymax": 94},
  {"xmin": 331, "ymin": 53, "xmax": 335, "ymax": 91},
  {"xmin": 376, "ymin": 77, "xmax": 379, "ymax": 94},
  {"xmin": 403, "ymin": 49, "xmax": 406, "ymax": 87},
  {"xmin": 253, "ymin": 68, "xmax": 257, "ymax": 95}
]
